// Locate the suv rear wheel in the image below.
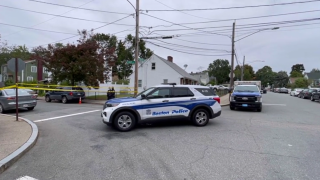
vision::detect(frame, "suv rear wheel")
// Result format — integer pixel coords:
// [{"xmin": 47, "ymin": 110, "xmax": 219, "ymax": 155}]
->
[
  {"xmin": 45, "ymin": 95, "xmax": 51, "ymax": 102},
  {"xmin": 192, "ymin": 109, "xmax": 209, "ymax": 126},
  {"xmin": 0, "ymin": 103, "xmax": 6, "ymax": 114},
  {"xmin": 113, "ymin": 111, "xmax": 136, "ymax": 132},
  {"xmin": 62, "ymin": 96, "xmax": 68, "ymax": 104}
]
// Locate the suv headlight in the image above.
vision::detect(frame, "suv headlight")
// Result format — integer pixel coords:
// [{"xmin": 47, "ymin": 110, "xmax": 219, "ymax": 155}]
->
[
  {"xmin": 255, "ymin": 96, "xmax": 262, "ymax": 102},
  {"xmin": 230, "ymin": 95, "xmax": 235, "ymax": 101}
]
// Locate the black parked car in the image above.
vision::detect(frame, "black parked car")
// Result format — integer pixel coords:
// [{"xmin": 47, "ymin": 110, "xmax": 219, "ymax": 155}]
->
[
  {"xmin": 299, "ymin": 88, "xmax": 318, "ymax": 99},
  {"xmin": 310, "ymin": 89, "xmax": 320, "ymax": 102},
  {"xmin": 279, "ymin": 87, "xmax": 289, "ymax": 93},
  {"xmin": 297, "ymin": 89, "xmax": 308, "ymax": 98},
  {"xmin": 45, "ymin": 87, "xmax": 85, "ymax": 104}
]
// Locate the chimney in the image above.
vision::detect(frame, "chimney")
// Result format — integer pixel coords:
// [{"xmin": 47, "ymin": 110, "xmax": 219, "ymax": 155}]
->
[{"xmin": 167, "ymin": 56, "xmax": 173, "ymax": 62}]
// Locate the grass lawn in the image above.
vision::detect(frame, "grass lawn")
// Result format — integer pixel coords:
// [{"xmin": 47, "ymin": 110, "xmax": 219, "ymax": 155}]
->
[{"xmin": 86, "ymin": 94, "xmax": 133, "ymax": 100}]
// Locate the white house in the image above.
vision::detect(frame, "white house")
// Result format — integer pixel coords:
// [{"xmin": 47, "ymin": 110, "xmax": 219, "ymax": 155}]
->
[
  {"xmin": 190, "ymin": 71, "xmax": 210, "ymax": 85},
  {"xmin": 129, "ymin": 54, "xmax": 198, "ymax": 93}
]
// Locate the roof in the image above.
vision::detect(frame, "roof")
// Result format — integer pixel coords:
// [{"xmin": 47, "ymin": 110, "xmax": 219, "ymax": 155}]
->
[
  {"xmin": 305, "ymin": 72, "xmax": 320, "ymax": 79},
  {"xmin": 153, "ymin": 84, "xmax": 209, "ymax": 88},
  {"xmin": 154, "ymin": 54, "xmax": 198, "ymax": 81}
]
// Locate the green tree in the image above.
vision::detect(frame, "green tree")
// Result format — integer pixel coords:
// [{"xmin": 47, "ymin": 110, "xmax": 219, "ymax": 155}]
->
[
  {"xmin": 290, "ymin": 71, "xmax": 304, "ymax": 77},
  {"xmin": 274, "ymin": 71, "xmax": 289, "ymax": 87},
  {"xmin": 207, "ymin": 59, "xmax": 230, "ymax": 84},
  {"xmin": 234, "ymin": 64, "xmax": 255, "ymax": 81},
  {"xmin": 32, "ymin": 30, "xmax": 115, "ymax": 87},
  {"xmin": 290, "ymin": 64, "xmax": 305, "ymax": 77},
  {"xmin": 255, "ymin": 66, "xmax": 276, "ymax": 86},
  {"xmin": 293, "ymin": 77, "xmax": 309, "ymax": 88},
  {"xmin": 310, "ymin": 68, "xmax": 320, "ymax": 73}
]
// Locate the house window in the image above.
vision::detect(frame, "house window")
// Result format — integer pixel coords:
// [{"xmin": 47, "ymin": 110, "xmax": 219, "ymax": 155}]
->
[
  {"xmin": 163, "ymin": 79, "xmax": 168, "ymax": 83},
  {"xmin": 27, "ymin": 76, "xmax": 33, "ymax": 81},
  {"xmin": 31, "ymin": 66, "xmax": 37, "ymax": 73},
  {"xmin": 151, "ymin": 63, "xmax": 156, "ymax": 70},
  {"xmin": 43, "ymin": 67, "xmax": 48, "ymax": 73},
  {"xmin": 138, "ymin": 80, "xmax": 142, "ymax": 87}
]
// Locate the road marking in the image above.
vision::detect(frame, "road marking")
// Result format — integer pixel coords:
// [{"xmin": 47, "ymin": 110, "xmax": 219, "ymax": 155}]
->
[
  {"xmin": 263, "ymin": 104, "xmax": 286, "ymax": 106},
  {"xmin": 34, "ymin": 110, "xmax": 100, "ymax": 122},
  {"xmin": 16, "ymin": 176, "xmax": 38, "ymax": 180}
]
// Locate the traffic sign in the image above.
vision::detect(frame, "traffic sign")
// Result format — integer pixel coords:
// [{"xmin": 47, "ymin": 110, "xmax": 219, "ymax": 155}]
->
[
  {"xmin": 126, "ymin": 58, "xmax": 146, "ymax": 65},
  {"xmin": 229, "ymin": 72, "xmax": 235, "ymax": 78},
  {"xmin": 7, "ymin": 58, "xmax": 25, "ymax": 72}
]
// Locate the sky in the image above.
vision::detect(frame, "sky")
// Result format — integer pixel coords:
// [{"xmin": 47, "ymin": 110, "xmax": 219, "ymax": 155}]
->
[{"xmin": 0, "ymin": 0, "xmax": 319, "ymax": 74}]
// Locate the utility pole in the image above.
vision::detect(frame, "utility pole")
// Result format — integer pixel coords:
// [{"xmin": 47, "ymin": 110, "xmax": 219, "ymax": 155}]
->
[
  {"xmin": 241, "ymin": 56, "xmax": 245, "ymax": 81},
  {"xmin": 230, "ymin": 22, "xmax": 236, "ymax": 89},
  {"xmin": 134, "ymin": 0, "xmax": 139, "ymax": 96}
]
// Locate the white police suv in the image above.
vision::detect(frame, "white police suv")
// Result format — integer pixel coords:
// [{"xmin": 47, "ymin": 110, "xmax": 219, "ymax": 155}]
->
[{"xmin": 101, "ymin": 83, "xmax": 222, "ymax": 132}]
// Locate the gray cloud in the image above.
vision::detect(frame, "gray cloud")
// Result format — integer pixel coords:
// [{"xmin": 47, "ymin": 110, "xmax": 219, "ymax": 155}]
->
[{"xmin": 1, "ymin": 0, "xmax": 319, "ymax": 74}]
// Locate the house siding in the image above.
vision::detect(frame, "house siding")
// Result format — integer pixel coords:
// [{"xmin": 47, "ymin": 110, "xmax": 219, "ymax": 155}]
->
[
  {"xmin": 129, "ymin": 55, "xmax": 197, "ymax": 93},
  {"xmin": 0, "ymin": 60, "xmax": 49, "ymax": 82}
]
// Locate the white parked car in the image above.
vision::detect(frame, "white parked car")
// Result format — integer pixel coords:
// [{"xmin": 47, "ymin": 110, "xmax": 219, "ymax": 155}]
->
[{"xmin": 290, "ymin": 88, "xmax": 303, "ymax": 96}]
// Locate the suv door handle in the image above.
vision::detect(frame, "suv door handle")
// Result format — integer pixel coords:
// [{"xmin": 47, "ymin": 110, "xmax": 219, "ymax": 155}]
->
[
  {"xmin": 162, "ymin": 100, "xmax": 169, "ymax": 102},
  {"xmin": 190, "ymin": 98, "xmax": 196, "ymax": 100}
]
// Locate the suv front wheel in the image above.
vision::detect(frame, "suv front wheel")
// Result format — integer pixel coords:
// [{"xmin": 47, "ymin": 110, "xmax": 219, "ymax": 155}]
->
[
  {"xmin": 113, "ymin": 112, "xmax": 136, "ymax": 132},
  {"xmin": 192, "ymin": 109, "xmax": 209, "ymax": 127}
]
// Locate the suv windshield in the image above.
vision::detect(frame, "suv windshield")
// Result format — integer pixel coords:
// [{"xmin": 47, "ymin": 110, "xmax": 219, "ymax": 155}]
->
[
  {"xmin": 234, "ymin": 85, "xmax": 259, "ymax": 92},
  {"xmin": 134, "ymin": 87, "xmax": 155, "ymax": 99}
]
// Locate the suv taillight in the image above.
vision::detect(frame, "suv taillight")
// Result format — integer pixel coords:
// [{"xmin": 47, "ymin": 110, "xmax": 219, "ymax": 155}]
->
[
  {"xmin": 69, "ymin": 92, "xmax": 73, "ymax": 96},
  {"xmin": 213, "ymin": 97, "xmax": 220, "ymax": 104},
  {"xmin": 7, "ymin": 97, "xmax": 15, "ymax": 100}
]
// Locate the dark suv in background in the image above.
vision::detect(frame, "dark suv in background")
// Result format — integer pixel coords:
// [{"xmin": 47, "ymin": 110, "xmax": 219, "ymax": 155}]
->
[
  {"xmin": 310, "ymin": 88, "xmax": 320, "ymax": 102},
  {"xmin": 45, "ymin": 87, "xmax": 85, "ymax": 104}
]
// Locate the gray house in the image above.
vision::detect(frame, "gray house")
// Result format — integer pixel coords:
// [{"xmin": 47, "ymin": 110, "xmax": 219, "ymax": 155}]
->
[
  {"xmin": 304, "ymin": 72, "xmax": 320, "ymax": 87},
  {"xmin": 1, "ymin": 60, "xmax": 49, "ymax": 82}
]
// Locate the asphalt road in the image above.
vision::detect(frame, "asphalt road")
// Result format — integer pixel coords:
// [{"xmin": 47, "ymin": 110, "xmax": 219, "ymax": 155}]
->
[{"xmin": 1, "ymin": 93, "xmax": 320, "ymax": 180}]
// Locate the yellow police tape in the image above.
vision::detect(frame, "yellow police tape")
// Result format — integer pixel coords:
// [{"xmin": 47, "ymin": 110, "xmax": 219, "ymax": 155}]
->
[
  {"xmin": 0, "ymin": 85, "xmax": 137, "ymax": 93},
  {"xmin": 17, "ymin": 83, "xmax": 132, "ymax": 90}
]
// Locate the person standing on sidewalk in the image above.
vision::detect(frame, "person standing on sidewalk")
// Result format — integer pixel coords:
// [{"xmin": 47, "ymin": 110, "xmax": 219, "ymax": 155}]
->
[
  {"xmin": 111, "ymin": 87, "xmax": 115, "ymax": 99},
  {"xmin": 107, "ymin": 87, "xmax": 112, "ymax": 100}
]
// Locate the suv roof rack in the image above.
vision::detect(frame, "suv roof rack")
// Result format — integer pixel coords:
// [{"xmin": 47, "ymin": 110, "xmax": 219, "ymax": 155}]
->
[{"xmin": 161, "ymin": 83, "xmax": 177, "ymax": 86}]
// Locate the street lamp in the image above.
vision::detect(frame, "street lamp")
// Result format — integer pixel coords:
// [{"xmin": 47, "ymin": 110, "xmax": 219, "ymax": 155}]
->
[{"xmin": 235, "ymin": 27, "xmax": 280, "ymax": 42}]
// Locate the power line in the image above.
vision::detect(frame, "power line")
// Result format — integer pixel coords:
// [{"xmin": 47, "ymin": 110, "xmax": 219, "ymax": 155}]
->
[
  {"xmin": 153, "ymin": 0, "xmax": 217, "ymax": 20},
  {"xmin": 31, "ymin": 14, "xmax": 133, "ymax": 48},
  {"xmin": 175, "ymin": 22, "xmax": 320, "ymax": 36},
  {"xmin": 1, "ymin": 0, "xmax": 95, "ymax": 38},
  {"xmin": 150, "ymin": 39, "xmax": 230, "ymax": 52},
  {"xmin": 142, "ymin": 13, "xmax": 231, "ymax": 38},
  {"xmin": 0, "ymin": 4, "xmax": 140, "ymax": 27},
  {"xmin": 143, "ymin": 0, "xmax": 320, "ymax": 12},
  {"xmin": 146, "ymin": 41, "xmax": 231, "ymax": 56},
  {"xmin": 174, "ymin": 38, "xmax": 230, "ymax": 46},
  {"xmin": 28, "ymin": 0, "xmax": 131, "ymax": 15},
  {"xmin": 0, "ymin": 22, "xmax": 78, "ymax": 35},
  {"xmin": 150, "ymin": 9, "xmax": 320, "ymax": 28},
  {"xmin": 150, "ymin": 17, "xmax": 320, "ymax": 33}
]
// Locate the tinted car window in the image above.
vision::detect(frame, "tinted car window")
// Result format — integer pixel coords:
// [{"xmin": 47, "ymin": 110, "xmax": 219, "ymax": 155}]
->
[
  {"xmin": 72, "ymin": 87, "xmax": 84, "ymax": 91},
  {"xmin": 4, "ymin": 89, "xmax": 30, "ymax": 96},
  {"xmin": 149, "ymin": 88, "xmax": 171, "ymax": 98},
  {"xmin": 171, "ymin": 88, "xmax": 194, "ymax": 97},
  {"xmin": 195, "ymin": 88, "xmax": 216, "ymax": 96}
]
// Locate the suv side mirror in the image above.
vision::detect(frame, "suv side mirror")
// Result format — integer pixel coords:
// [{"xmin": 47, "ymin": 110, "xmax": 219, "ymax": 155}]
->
[{"xmin": 141, "ymin": 94, "xmax": 146, "ymax": 99}]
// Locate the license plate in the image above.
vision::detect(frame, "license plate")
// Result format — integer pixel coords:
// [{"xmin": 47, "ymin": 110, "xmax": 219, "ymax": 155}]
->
[
  {"xmin": 242, "ymin": 104, "xmax": 248, "ymax": 107},
  {"xmin": 23, "ymin": 104, "xmax": 29, "ymax": 107},
  {"xmin": 78, "ymin": 93, "xmax": 81, "ymax": 95}
]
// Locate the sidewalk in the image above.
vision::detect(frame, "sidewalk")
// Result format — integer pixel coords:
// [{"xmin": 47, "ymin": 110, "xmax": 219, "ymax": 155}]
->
[
  {"xmin": 38, "ymin": 95, "xmax": 230, "ymax": 106},
  {"xmin": 0, "ymin": 115, "xmax": 38, "ymax": 174}
]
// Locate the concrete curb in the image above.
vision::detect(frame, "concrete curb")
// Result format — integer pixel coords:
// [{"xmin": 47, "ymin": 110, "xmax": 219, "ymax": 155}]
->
[
  {"xmin": 0, "ymin": 115, "xmax": 39, "ymax": 174},
  {"xmin": 221, "ymin": 103, "xmax": 230, "ymax": 107}
]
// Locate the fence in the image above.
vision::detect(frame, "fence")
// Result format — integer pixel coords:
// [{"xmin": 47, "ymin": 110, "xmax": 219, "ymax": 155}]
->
[{"xmin": 215, "ymin": 89, "xmax": 229, "ymax": 97}]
